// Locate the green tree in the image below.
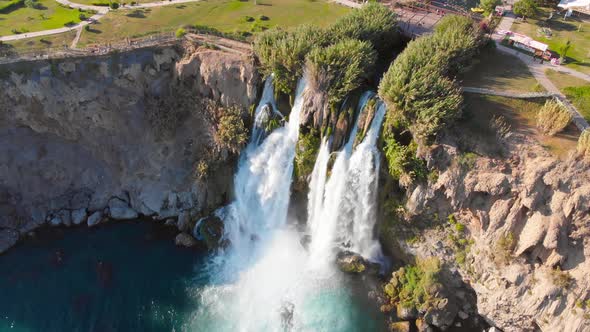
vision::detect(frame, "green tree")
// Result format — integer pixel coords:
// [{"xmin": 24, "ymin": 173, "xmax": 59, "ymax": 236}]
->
[
  {"xmin": 513, "ymin": 0, "xmax": 538, "ymax": 18},
  {"xmin": 479, "ymin": 0, "xmax": 501, "ymax": 15},
  {"xmin": 559, "ymin": 39, "xmax": 571, "ymax": 62}
]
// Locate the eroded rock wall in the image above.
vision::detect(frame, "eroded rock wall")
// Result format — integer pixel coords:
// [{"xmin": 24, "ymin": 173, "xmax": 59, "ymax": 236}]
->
[
  {"xmin": 0, "ymin": 44, "xmax": 260, "ymax": 252},
  {"xmin": 398, "ymin": 132, "xmax": 590, "ymax": 331}
]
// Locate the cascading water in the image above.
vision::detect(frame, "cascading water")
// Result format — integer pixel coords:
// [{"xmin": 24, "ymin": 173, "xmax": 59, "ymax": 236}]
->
[{"xmin": 189, "ymin": 83, "xmax": 386, "ymax": 331}]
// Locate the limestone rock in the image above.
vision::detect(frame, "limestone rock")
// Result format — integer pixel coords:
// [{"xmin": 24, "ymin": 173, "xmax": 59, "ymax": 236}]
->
[
  {"xmin": 194, "ymin": 215, "xmax": 225, "ymax": 250},
  {"xmin": 396, "ymin": 304, "xmax": 418, "ymax": 320},
  {"xmin": 0, "ymin": 229, "xmax": 19, "ymax": 254},
  {"xmin": 389, "ymin": 321, "xmax": 410, "ymax": 332},
  {"xmin": 108, "ymin": 198, "xmax": 138, "ymax": 220},
  {"xmin": 87, "ymin": 211, "xmax": 104, "ymax": 227},
  {"xmin": 424, "ymin": 297, "xmax": 458, "ymax": 330},
  {"xmin": 71, "ymin": 209, "xmax": 87, "ymax": 225},
  {"xmin": 175, "ymin": 233, "xmax": 197, "ymax": 247},
  {"xmin": 336, "ymin": 251, "xmax": 379, "ymax": 274},
  {"xmin": 177, "ymin": 211, "xmax": 191, "ymax": 233}
]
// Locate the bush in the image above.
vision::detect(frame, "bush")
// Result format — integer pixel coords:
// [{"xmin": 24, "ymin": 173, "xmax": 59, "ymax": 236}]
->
[
  {"xmin": 259, "ymin": 15, "xmax": 269, "ymax": 21},
  {"xmin": 79, "ymin": 13, "xmax": 87, "ymax": 20},
  {"xmin": 109, "ymin": 1, "xmax": 119, "ymax": 9},
  {"xmin": 244, "ymin": 15, "xmax": 255, "ymax": 22},
  {"xmin": 550, "ymin": 267, "xmax": 573, "ymax": 289},
  {"xmin": 306, "ymin": 39, "xmax": 376, "ymax": 106},
  {"xmin": 216, "ymin": 106, "xmax": 248, "ymax": 154},
  {"xmin": 378, "ymin": 16, "xmax": 481, "ymax": 141},
  {"xmin": 578, "ymin": 130, "xmax": 590, "ymax": 161},
  {"xmin": 513, "ymin": 0, "xmax": 537, "ymax": 17},
  {"xmin": 294, "ymin": 129, "xmax": 321, "ymax": 188},
  {"xmin": 536, "ymin": 99, "xmax": 571, "ymax": 136},
  {"xmin": 383, "ymin": 137, "xmax": 427, "ymax": 186},
  {"xmin": 494, "ymin": 232, "xmax": 515, "ymax": 265},
  {"xmin": 254, "ymin": 25, "xmax": 330, "ymax": 96},
  {"xmin": 384, "ymin": 257, "xmax": 442, "ymax": 310},
  {"xmin": 24, "ymin": 0, "xmax": 40, "ymax": 9},
  {"xmin": 175, "ymin": 27, "xmax": 186, "ymax": 38},
  {"xmin": 329, "ymin": 2, "xmax": 398, "ymax": 57}
]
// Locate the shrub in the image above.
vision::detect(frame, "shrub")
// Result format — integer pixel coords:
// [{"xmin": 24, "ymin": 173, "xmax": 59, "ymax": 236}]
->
[
  {"xmin": 109, "ymin": 1, "xmax": 119, "ymax": 9},
  {"xmin": 175, "ymin": 27, "xmax": 186, "ymax": 38},
  {"xmin": 494, "ymin": 232, "xmax": 515, "ymax": 265},
  {"xmin": 578, "ymin": 130, "xmax": 590, "ymax": 161},
  {"xmin": 259, "ymin": 15, "xmax": 269, "ymax": 21},
  {"xmin": 79, "ymin": 13, "xmax": 87, "ymax": 20},
  {"xmin": 329, "ymin": 2, "xmax": 398, "ymax": 57},
  {"xmin": 513, "ymin": 0, "xmax": 537, "ymax": 17},
  {"xmin": 24, "ymin": 0, "xmax": 40, "ymax": 9},
  {"xmin": 216, "ymin": 106, "xmax": 248, "ymax": 154},
  {"xmin": 384, "ymin": 257, "xmax": 442, "ymax": 310},
  {"xmin": 306, "ymin": 39, "xmax": 376, "ymax": 106},
  {"xmin": 244, "ymin": 15, "xmax": 255, "ymax": 22},
  {"xmin": 457, "ymin": 152, "xmax": 478, "ymax": 170},
  {"xmin": 550, "ymin": 267, "xmax": 573, "ymax": 289},
  {"xmin": 254, "ymin": 25, "xmax": 330, "ymax": 96},
  {"xmin": 536, "ymin": 99, "xmax": 571, "ymax": 136},
  {"xmin": 294, "ymin": 128, "xmax": 321, "ymax": 187},
  {"xmin": 383, "ymin": 137, "xmax": 427, "ymax": 186}
]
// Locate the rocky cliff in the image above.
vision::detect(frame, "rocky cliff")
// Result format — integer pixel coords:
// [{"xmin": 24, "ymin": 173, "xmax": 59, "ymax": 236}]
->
[
  {"xmin": 0, "ymin": 42, "xmax": 260, "ymax": 253},
  {"xmin": 390, "ymin": 124, "xmax": 590, "ymax": 331}
]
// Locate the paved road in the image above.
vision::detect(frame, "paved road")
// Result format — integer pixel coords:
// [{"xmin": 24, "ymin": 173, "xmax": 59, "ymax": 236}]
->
[{"xmin": 0, "ymin": 0, "xmax": 200, "ymax": 42}]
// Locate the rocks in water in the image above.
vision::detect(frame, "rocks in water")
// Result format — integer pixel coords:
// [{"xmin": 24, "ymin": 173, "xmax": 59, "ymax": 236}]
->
[
  {"xmin": 389, "ymin": 321, "xmax": 410, "ymax": 332},
  {"xmin": 396, "ymin": 304, "xmax": 418, "ymax": 320},
  {"xmin": 71, "ymin": 209, "xmax": 87, "ymax": 225},
  {"xmin": 175, "ymin": 232, "xmax": 197, "ymax": 248},
  {"xmin": 0, "ymin": 229, "xmax": 19, "ymax": 254},
  {"xmin": 87, "ymin": 211, "xmax": 104, "ymax": 227},
  {"xmin": 164, "ymin": 218, "xmax": 177, "ymax": 227},
  {"xmin": 193, "ymin": 215, "xmax": 225, "ymax": 250},
  {"xmin": 176, "ymin": 211, "xmax": 191, "ymax": 233},
  {"xmin": 336, "ymin": 250, "xmax": 380, "ymax": 274},
  {"xmin": 49, "ymin": 215, "xmax": 63, "ymax": 227},
  {"xmin": 108, "ymin": 198, "xmax": 138, "ymax": 220}
]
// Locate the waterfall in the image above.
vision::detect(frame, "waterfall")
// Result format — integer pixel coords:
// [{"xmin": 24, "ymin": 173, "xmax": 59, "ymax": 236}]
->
[
  {"xmin": 251, "ymin": 76, "xmax": 279, "ymax": 146},
  {"xmin": 306, "ymin": 91, "xmax": 375, "ymax": 271},
  {"xmin": 345, "ymin": 101, "xmax": 387, "ymax": 262}
]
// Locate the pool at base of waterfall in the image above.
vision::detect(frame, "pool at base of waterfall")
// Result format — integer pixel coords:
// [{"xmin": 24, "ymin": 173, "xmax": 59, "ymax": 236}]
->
[{"xmin": 0, "ymin": 221, "xmax": 386, "ymax": 332}]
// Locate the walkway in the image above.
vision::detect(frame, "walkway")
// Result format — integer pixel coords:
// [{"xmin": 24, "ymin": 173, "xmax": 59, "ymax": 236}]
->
[
  {"xmin": 493, "ymin": 15, "xmax": 590, "ymax": 131},
  {"xmin": 0, "ymin": 0, "xmax": 201, "ymax": 42}
]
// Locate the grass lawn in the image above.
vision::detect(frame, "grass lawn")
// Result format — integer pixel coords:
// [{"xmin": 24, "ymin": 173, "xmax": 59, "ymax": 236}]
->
[
  {"xmin": 78, "ymin": 0, "xmax": 350, "ymax": 46},
  {"xmin": 510, "ymin": 7, "xmax": 590, "ymax": 75},
  {"xmin": 2, "ymin": 30, "xmax": 77, "ymax": 53},
  {"xmin": 73, "ymin": 0, "xmax": 154, "ymax": 4},
  {"xmin": 546, "ymin": 69, "xmax": 590, "ymax": 121},
  {"xmin": 0, "ymin": 0, "xmax": 82, "ymax": 35},
  {"xmin": 462, "ymin": 93, "xmax": 579, "ymax": 159},
  {"xmin": 459, "ymin": 48, "xmax": 543, "ymax": 92}
]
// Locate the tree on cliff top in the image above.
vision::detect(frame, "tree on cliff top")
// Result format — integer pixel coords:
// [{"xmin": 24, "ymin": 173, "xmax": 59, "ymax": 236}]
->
[{"xmin": 329, "ymin": 2, "xmax": 399, "ymax": 57}]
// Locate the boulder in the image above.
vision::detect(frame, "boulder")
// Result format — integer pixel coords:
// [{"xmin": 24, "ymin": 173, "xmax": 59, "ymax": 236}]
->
[
  {"xmin": 175, "ymin": 233, "xmax": 197, "ymax": 247},
  {"xmin": 49, "ymin": 215, "xmax": 62, "ymax": 227},
  {"xmin": 424, "ymin": 297, "xmax": 459, "ymax": 331},
  {"xmin": 177, "ymin": 211, "xmax": 191, "ymax": 233},
  {"xmin": 58, "ymin": 210, "xmax": 72, "ymax": 226},
  {"xmin": 336, "ymin": 251, "xmax": 380, "ymax": 274},
  {"xmin": 71, "ymin": 209, "xmax": 87, "ymax": 225},
  {"xmin": 194, "ymin": 215, "xmax": 225, "ymax": 250},
  {"xmin": 415, "ymin": 318, "xmax": 434, "ymax": 332},
  {"xmin": 389, "ymin": 321, "xmax": 410, "ymax": 332},
  {"xmin": 0, "ymin": 229, "xmax": 19, "ymax": 254},
  {"xmin": 87, "ymin": 211, "xmax": 104, "ymax": 227},
  {"xmin": 108, "ymin": 198, "xmax": 138, "ymax": 220},
  {"xmin": 396, "ymin": 304, "xmax": 418, "ymax": 320}
]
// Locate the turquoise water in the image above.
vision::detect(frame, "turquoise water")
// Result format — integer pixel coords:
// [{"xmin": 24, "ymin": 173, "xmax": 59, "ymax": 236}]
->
[{"xmin": 0, "ymin": 222, "xmax": 386, "ymax": 332}]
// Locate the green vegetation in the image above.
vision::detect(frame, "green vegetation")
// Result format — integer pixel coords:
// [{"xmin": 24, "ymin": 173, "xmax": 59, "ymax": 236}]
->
[
  {"xmin": 383, "ymin": 137, "xmax": 427, "ymax": 186},
  {"xmin": 549, "ymin": 266, "xmax": 573, "ymax": 289},
  {"xmin": 175, "ymin": 27, "xmax": 186, "ymax": 38},
  {"xmin": 545, "ymin": 70, "xmax": 590, "ymax": 122},
  {"xmin": 0, "ymin": 0, "xmax": 24, "ymax": 13},
  {"xmin": 78, "ymin": 0, "xmax": 349, "ymax": 47},
  {"xmin": 0, "ymin": 0, "xmax": 82, "ymax": 35},
  {"xmin": 254, "ymin": 3, "xmax": 394, "ymax": 97},
  {"xmin": 294, "ymin": 129, "xmax": 321, "ymax": 189},
  {"xmin": 254, "ymin": 25, "xmax": 330, "ymax": 96},
  {"xmin": 383, "ymin": 257, "xmax": 442, "ymax": 310},
  {"xmin": 328, "ymin": 2, "xmax": 398, "ymax": 57},
  {"xmin": 1, "ymin": 30, "xmax": 76, "ymax": 55},
  {"xmin": 478, "ymin": 0, "xmax": 500, "ymax": 15},
  {"xmin": 493, "ymin": 232, "xmax": 514, "ymax": 265},
  {"xmin": 379, "ymin": 15, "xmax": 481, "ymax": 142},
  {"xmin": 536, "ymin": 99, "xmax": 571, "ymax": 136},
  {"xmin": 512, "ymin": 0, "xmax": 537, "ymax": 18},
  {"xmin": 510, "ymin": 7, "xmax": 590, "ymax": 74},
  {"xmin": 306, "ymin": 39, "xmax": 376, "ymax": 106},
  {"xmin": 215, "ymin": 106, "xmax": 249, "ymax": 154},
  {"xmin": 460, "ymin": 49, "xmax": 542, "ymax": 92},
  {"xmin": 446, "ymin": 214, "xmax": 473, "ymax": 266},
  {"xmin": 579, "ymin": 130, "xmax": 590, "ymax": 162}
]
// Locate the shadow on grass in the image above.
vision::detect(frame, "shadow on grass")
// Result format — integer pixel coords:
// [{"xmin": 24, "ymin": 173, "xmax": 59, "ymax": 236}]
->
[{"xmin": 126, "ymin": 9, "xmax": 146, "ymax": 18}]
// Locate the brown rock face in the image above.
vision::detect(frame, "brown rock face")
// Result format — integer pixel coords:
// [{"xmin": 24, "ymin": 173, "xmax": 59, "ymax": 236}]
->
[{"xmin": 0, "ymin": 44, "xmax": 261, "ymax": 252}]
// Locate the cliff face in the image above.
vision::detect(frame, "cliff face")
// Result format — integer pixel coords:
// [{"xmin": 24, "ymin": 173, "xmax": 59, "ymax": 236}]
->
[
  {"xmin": 396, "ymin": 128, "xmax": 590, "ymax": 331},
  {"xmin": 0, "ymin": 43, "xmax": 260, "ymax": 252}
]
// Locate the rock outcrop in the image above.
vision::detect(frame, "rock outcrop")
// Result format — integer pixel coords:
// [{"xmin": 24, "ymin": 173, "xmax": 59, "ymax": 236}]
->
[
  {"xmin": 395, "ymin": 129, "xmax": 590, "ymax": 331},
  {"xmin": 0, "ymin": 43, "xmax": 260, "ymax": 252}
]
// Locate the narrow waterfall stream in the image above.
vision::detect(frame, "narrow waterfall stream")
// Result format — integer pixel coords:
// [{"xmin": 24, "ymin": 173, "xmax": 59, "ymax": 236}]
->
[{"xmin": 189, "ymin": 83, "xmax": 388, "ymax": 331}]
